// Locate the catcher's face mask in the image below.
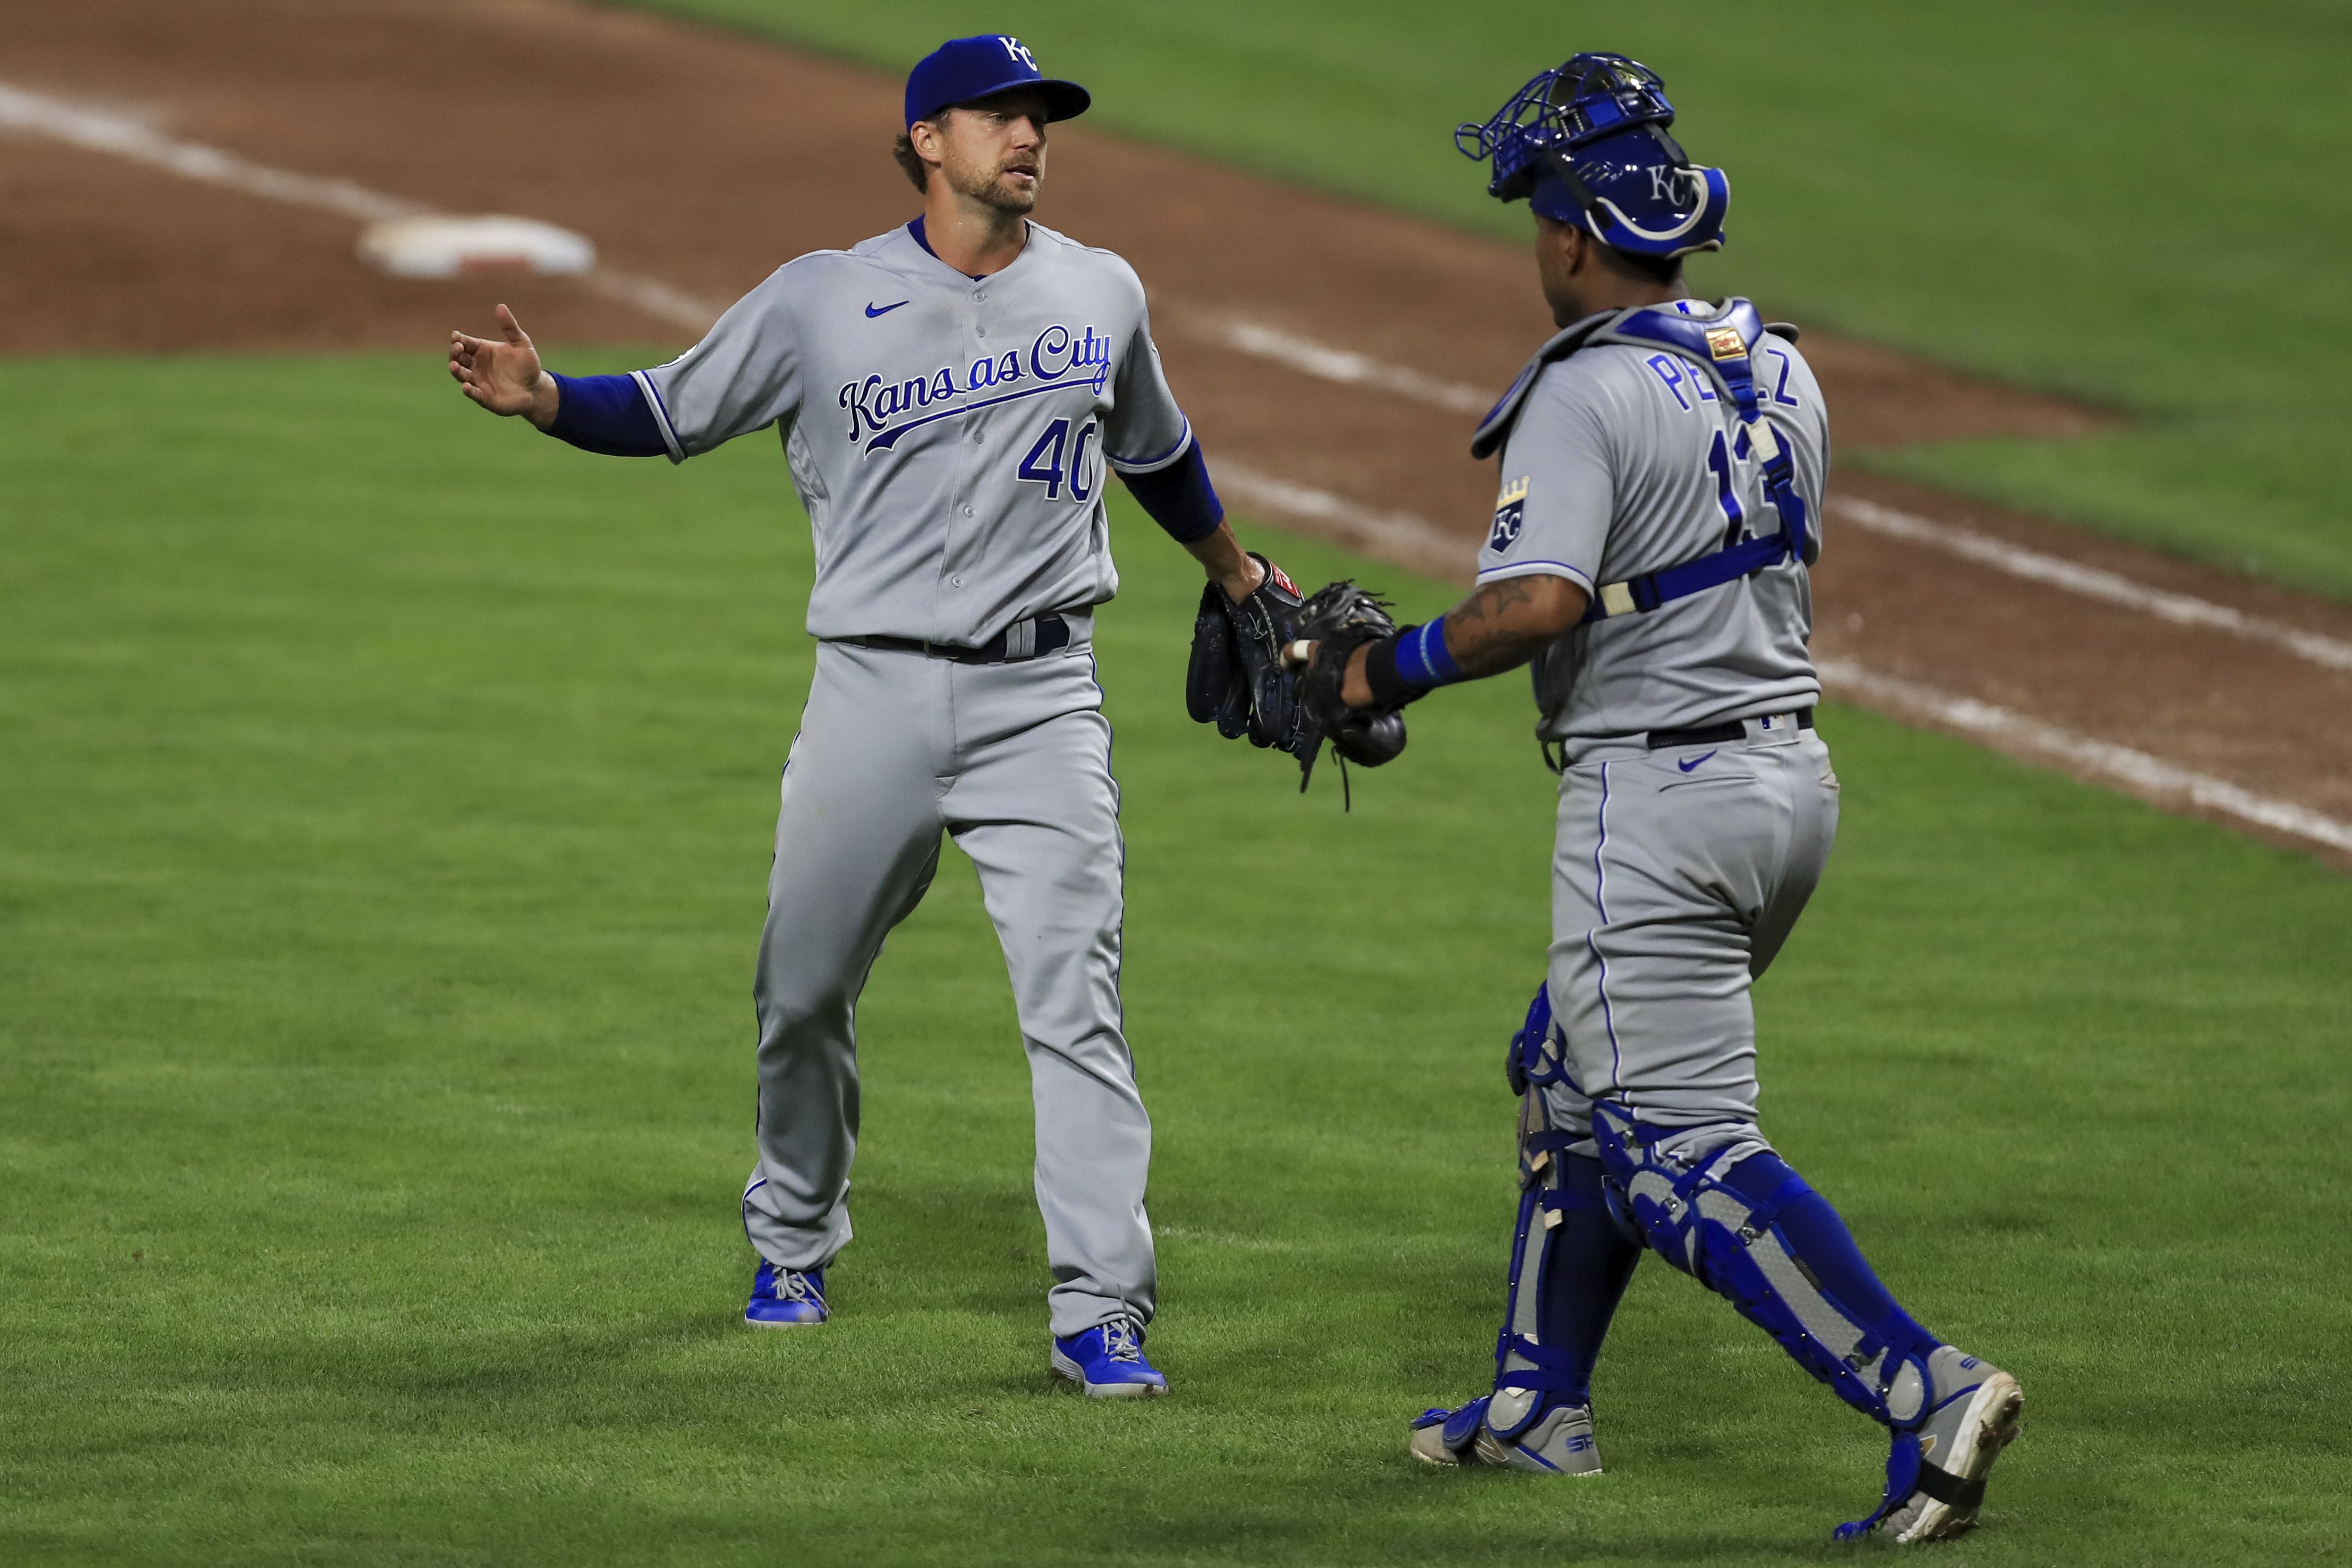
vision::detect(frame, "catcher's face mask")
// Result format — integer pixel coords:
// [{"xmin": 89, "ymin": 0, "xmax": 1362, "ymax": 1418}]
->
[{"xmin": 1457, "ymin": 52, "xmax": 1729, "ymax": 260}]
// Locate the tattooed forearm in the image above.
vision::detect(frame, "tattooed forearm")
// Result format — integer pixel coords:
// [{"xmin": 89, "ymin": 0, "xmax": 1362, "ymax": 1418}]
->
[
  {"xmin": 1438, "ymin": 575, "xmax": 1590, "ymax": 676},
  {"xmin": 1331, "ymin": 571, "xmax": 1589, "ymax": 707}
]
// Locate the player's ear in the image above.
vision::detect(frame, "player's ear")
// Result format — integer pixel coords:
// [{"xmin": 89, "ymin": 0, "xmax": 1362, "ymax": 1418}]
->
[
  {"xmin": 907, "ymin": 114, "xmax": 947, "ymax": 168},
  {"xmin": 1559, "ymin": 225, "xmax": 1594, "ymax": 277}
]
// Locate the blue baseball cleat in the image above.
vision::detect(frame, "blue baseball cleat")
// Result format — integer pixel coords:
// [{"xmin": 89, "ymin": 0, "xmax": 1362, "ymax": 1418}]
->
[
  {"xmin": 743, "ymin": 1260, "xmax": 827, "ymax": 1328},
  {"xmin": 1049, "ymin": 1315, "xmax": 1167, "ymax": 1397}
]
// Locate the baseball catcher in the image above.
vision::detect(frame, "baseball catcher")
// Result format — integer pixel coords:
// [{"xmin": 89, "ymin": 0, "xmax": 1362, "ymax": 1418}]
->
[{"xmin": 1290, "ymin": 52, "xmax": 2023, "ymax": 1542}]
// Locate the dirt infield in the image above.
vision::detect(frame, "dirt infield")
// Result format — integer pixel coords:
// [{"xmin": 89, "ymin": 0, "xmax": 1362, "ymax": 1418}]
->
[{"xmin": 6, "ymin": 0, "xmax": 2347, "ymax": 862}]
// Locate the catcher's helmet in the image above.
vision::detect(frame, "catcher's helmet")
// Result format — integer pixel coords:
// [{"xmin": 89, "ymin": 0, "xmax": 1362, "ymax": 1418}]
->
[{"xmin": 1455, "ymin": 53, "xmax": 1728, "ymax": 259}]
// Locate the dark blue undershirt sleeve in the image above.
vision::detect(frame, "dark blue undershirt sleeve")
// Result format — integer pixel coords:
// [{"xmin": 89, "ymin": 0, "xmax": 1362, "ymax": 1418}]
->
[
  {"xmin": 1118, "ymin": 439, "xmax": 1225, "ymax": 545},
  {"xmin": 544, "ymin": 372, "xmax": 668, "ymax": 458}
]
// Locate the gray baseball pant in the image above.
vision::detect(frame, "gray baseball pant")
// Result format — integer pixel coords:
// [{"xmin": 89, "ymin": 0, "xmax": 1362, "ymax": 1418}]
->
[
  {"xmin": 738, "ymin": 619, "xmax": 1156, "ymax": 1338},
  {"xmin": 1539, "ymin": 717, "xmax": 1840, "ymax": 1148}
]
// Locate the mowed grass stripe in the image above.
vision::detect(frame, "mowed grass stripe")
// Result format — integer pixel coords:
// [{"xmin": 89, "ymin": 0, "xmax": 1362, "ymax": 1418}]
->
[{"xmin": 2, "ymin": 354, "xmax": 2347, "ymax": 1564}]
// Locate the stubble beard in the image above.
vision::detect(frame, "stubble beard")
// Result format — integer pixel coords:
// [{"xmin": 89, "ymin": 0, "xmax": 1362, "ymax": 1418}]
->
[{"xmin": 946, "ymin": 150, "xmax": 1041, "ymax": 214}]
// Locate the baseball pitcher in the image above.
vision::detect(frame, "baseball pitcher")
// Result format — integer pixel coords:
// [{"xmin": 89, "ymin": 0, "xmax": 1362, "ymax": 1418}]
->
[
  {"xmin": 447, "ymin": 35, "xmax": 1309, "ymax": 1397},
  {"xmin": 1284, "ymin": 54, "xmax": 2023, "ymax": 1540}
]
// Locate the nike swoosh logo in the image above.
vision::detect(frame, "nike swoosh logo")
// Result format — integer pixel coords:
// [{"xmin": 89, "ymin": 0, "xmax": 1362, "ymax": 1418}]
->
[
  {"xmin": 1678, "ymin": 750, "xmax": 1717, "ymax": 772},
  {"xmin": 865, "ymin": 300, "xmax": 910, "ymax": 318}
]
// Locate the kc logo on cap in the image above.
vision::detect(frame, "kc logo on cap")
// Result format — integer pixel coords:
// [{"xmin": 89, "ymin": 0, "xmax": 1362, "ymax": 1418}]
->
[{"xmin": 905, "ymin": 34, "xmax": 1092, "ymax": 128}]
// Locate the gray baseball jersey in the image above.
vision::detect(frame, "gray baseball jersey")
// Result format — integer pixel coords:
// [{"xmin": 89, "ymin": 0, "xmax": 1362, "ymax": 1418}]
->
[
  {"xmin": 1475, "ymin": 324, "xmax": 1829, "ymax": 748},
  {"xmin": 631, "ymin": 220, "xmax": 1193, "ymax": 645}
]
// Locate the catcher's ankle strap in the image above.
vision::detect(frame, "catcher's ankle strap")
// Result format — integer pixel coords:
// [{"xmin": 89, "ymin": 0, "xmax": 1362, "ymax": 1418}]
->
[{"xmin": 1913, "ymin": 1461, "xmax": 1986, "ymax": 1511}]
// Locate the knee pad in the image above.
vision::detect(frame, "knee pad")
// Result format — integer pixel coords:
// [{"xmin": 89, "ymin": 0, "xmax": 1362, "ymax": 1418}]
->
[
  {"xmin": 1508, "ymin": 978, "xmax": 1602, "ymax": 1161},
  {"xmin": 1504, "ymin": 980, "xmax": 1569, "ymax": 1096},
  {"xmin": 1591, "ymin": 1102, "xmax": 1935, "ymax": 1430}
]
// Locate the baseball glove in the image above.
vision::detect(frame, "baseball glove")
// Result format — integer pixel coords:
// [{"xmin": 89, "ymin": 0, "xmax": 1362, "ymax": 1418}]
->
[
  {"xmin": 1186, "ymin": 554, "xmax": 1311, "ymax": 761},
  {"xmin": 1284, "ymin": 580, "xmax": 1410, "ymax": 802}
]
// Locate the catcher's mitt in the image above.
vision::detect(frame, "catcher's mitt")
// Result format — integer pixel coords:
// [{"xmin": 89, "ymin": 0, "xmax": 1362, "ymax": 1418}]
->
[
  {"xmin": 1185, "ymin": 554, "xmax": 1311, "ymax": 762},
  {"xmin": 1283, "ymin": 580, "xmax": 1410, "ymax": 802}
]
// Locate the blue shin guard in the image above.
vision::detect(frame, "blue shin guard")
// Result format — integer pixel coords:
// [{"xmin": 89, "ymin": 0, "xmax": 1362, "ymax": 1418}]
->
[
  {"xmin": 1417, "ymin": 1051, "xmax": 1640, "ymax": 1464},
  {"xmin": 1487, "ymin": 1135, "xmax": 1638, "ymax": 1437},
  {"xmin": 1491, "ymin": 1010, "xmax": 1645, "ymax": 1427},
  {"xmin": 1591, "ymin": 1103, "xmax": 1942, "ymax": 1433}
]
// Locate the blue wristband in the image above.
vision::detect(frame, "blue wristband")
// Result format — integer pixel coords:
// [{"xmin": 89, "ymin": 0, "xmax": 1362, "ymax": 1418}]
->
[{"xmin": 1392, "ymin": 619, "xmax": 1464, "ymax": 688}]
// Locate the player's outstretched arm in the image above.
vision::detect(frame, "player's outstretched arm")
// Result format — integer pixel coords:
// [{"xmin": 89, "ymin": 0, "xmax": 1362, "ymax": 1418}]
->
[
  {"xmin": 1306, "ymin": 573, "xmax": 1590, "ymax": 709},
  {"xmin": 1377, "ymin": 573, "xmax": 1586, "ymax": 695},
  {"xmin": 1266, "ymin": 573, "xmax": 1585, "ymax": 791},
  {"xmin": 447, "ymin": 305, "xmax": 672, "ymax": 459},
  {"xmin": 448, "ymin": 304, "xmax": 560, "ymax": 429}
]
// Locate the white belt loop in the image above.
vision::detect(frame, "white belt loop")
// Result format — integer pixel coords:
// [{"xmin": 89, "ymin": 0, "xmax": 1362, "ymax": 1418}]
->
[{"xmin": 1004, "ymin": 618, "xmax": 1037, "ymax": 661}]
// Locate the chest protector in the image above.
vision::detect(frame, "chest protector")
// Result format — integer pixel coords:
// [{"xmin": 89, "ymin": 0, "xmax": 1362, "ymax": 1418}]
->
[{"xmin": 1472, "ymin": 299, "xmax": 1812, "ymax": 624}]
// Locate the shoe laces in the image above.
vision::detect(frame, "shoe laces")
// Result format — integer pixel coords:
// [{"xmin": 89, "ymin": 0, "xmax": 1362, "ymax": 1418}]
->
[
  {"xmin": 771, "ymin": 1268, "xmax": 818, "ymax": 1304},
  {"xmin": 1100, "ymin": 1316, "xmax": 1145, "ymax": 1362}
]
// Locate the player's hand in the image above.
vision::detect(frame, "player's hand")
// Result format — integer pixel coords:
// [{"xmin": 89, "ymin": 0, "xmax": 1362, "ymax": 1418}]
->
[
  {"xmin": 448, "ymin": 304, "xmax": 558, "ymax": 426},
  {"xmin": 1282, "ymin": 581, "xmax": 1409, "ymax": 797},
  {"xmin": 1280, "ymin": 639, "xmax": 1376, "ymax": 708},
  {"xmin": 1215, "ymin": 553, "xmax": 1266, "ymax": 603},
  {"xmin": 1187, "ymin": 554, "xmax": 1310, "ymax": 758}
]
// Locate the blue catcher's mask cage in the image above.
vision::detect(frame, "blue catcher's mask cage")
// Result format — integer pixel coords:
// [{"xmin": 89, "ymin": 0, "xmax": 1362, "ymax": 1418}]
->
[{"xmin": 1455, "ymin": 52, "xmax": 1729, "ymax": 260}]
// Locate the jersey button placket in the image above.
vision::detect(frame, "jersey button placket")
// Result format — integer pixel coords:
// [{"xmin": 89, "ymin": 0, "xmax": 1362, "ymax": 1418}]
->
[{"xmin": 941, "ymin": 295, "xmax": 985, "ymax": 629}]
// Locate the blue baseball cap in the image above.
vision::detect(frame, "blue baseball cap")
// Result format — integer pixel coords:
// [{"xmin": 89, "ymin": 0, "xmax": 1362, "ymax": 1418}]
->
[{"xmin": 905, "ymin": 35, "xmax": 1090, "ymax": 128}]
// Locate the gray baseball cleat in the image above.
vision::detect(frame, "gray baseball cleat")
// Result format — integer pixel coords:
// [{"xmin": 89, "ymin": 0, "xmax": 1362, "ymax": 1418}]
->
[
  {"xmin": 1840, "ymin": 1345, "xmax": 2024, "ymax": 1543},
  {"xmin": 1408, "ymin": 1392, "xmax": 1603, "ymax": 1476}
]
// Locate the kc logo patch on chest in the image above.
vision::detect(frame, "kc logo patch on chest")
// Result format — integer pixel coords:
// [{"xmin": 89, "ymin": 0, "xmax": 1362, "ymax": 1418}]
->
[{"xmin": 1488, "ymin": 476, "xmax": 1529, "ymax": 551}]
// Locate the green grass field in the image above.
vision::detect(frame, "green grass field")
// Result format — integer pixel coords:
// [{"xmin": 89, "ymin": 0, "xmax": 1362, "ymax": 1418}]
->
[
  {"xmin": 619, "ymin": 0, "xmax": 2352, "ymax": 598},
  {"xmin": 5, "ymin": 356, "xmax": 2350, "ymax": 1564}
]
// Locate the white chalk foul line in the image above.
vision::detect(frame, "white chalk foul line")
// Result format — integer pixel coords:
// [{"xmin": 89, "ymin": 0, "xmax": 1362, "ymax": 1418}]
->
[
  {"xmin": 574, "ymin": 269, "xmax": 719, "ymax": 333},
  {"xmin": 1819, "ymin": 660, "xmax": 2352, "ymax": 856},
  {"xmin": 1170, "ymin": 308, "xmax": 1495, "ymax": 417},
  {"xmin": 1213, "ymin": 461, "xmax": 1466, "ymax": 576},
  {"xmin": 0, "ymin": 80, "xmax": 424, "ymax": 223},
  {"xmin": 0, "ymin": 79, "xmax": 720, "ymax": 334},
  {"xmin": 1830, "ymin": 496, "xmax": 2352, "ymax": 675}
]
